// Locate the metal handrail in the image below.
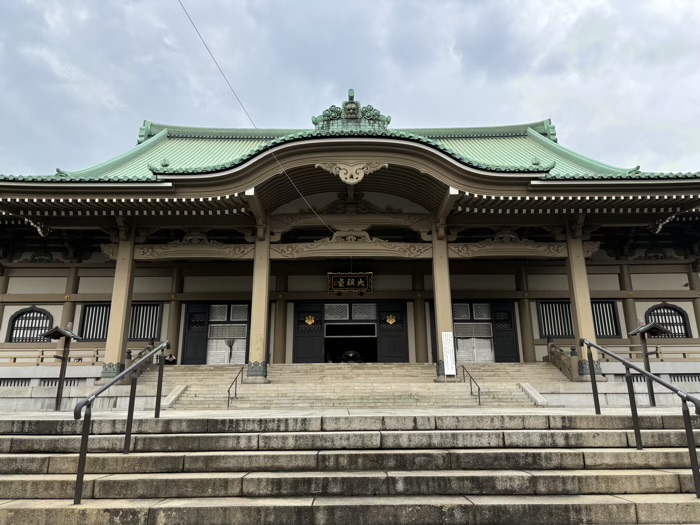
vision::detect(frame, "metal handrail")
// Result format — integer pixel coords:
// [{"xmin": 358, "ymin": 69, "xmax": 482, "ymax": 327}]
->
[
  {"xmin": 460, "ymin": 365, "xmax": 481, "ymax": 406},
  {"xmin": 227, "ymin": 366, "xmax": 245, "ymax": 408},
  {"xmin": 72, "ymin": 340, "xmax": 170, "ymax": 504},
  {"xmin": 580, "ymin": 338, "xmax": 700, "ymax": 498}
]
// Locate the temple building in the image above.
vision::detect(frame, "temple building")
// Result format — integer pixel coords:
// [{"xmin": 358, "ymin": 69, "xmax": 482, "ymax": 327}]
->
[{"xmin": 1, "ymin": 89, "xmax": 699, "ymax": 384}]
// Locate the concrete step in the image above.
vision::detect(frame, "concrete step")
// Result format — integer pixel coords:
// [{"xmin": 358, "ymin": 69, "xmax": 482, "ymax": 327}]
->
[
  {"xmin": 3, "ymin": 448, "xmax": 699, "ymax": 475},
  {"xmin": 4, "ymin": 429, "xmax": 700, "ymax": 453},
  {"xmin": 0, "ymin": 469, "xmax": 693, "ymax": 499},
  {"xmin": 1, "ymin": 413, "xmax": 700, "ymax": 524},
  {"xmin": 0, "ymin": 414, "xmax": 692, "ymax": 435},
  {"xmin": 1, "ymin": 493, "xmax": 698, "ymax": 525}
]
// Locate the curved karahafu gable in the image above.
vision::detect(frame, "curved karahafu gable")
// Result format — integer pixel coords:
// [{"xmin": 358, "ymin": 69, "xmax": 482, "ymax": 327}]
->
[{"xmin": 1, "ymin": 89, "xmax": 699, "ymax": 211}]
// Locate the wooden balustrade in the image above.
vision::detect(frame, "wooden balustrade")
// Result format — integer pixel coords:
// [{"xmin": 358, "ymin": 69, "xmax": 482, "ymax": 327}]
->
[{"xmin": 600, "ymin": 344, "xmax": 700, "ymax": 362}]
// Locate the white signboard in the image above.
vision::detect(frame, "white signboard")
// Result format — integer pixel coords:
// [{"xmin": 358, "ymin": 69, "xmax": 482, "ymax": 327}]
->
[{"xmin": 441, "ymin": 331, "xmax": 456, "ymax": 376}]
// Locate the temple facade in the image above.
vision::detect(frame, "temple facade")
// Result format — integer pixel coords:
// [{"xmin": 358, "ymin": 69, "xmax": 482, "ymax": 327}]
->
[{"xmin": 1, "ymin": 90, "xmax": 699, "ymax": 383}]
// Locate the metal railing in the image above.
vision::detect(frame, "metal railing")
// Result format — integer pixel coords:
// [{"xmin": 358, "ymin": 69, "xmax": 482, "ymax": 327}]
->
[
  {"xmin": 461, "ymin": 365, "xmax": 481, "ymax": 406},
  {"xmin": 580, "ymin": 338, "xmax": 700, "ymax": 498},
  {"xmin": 72, "ymin": 340, "xmax": 170, "ymax": 504},
  {"xmin": 227, "ymin": 366, "xmax": 245, "ymax": 408}
]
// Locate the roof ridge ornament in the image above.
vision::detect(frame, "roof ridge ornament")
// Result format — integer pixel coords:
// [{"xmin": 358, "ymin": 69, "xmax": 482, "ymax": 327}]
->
[{"xmin": 312, "ymin": 89, "xmax": 391, "ymax": 132}]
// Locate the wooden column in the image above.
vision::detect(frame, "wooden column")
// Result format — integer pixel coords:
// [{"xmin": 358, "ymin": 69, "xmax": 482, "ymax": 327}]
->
[
  {"xmin": 166, "ymin": 266, "xmax": 184, "ymax": 359},
  {"xmin": 688, "ymin": 263, "xmax": 700, "ymax": 335},
  {"xmin": 247, "ymin": 231, "xmax": 271, "ymax": 379},
  {"xmin": 56, "ymin": 267, "xmax": 79, "ymax": 351},
  {"xmin": 565, "ymin": 222, "xmax": 597, "ymax": 358},
  {"xmin": 516, "ymin": 266, "xmax": 536, "ymax": 362},
  {"xmin": 413, "ymin": 271, "xmax": 429, "ymax": 363},
  {"xmin": 619, "ymin": 263, "xmax": 642, "ymax": 341},
  {"xmin": 432, "ymin": 230, "xmax": 453, "ymax": 373},
  {"xmin": 272, "ymin": 273, "xmax": 288, "ymax": 364},
  {"xmin": 0, "ymin": 268, "xmax": 8, "ymax": 333},
  {"xmin": 103, "ymin": 229, "xmax": 135, "ymax": 366}
]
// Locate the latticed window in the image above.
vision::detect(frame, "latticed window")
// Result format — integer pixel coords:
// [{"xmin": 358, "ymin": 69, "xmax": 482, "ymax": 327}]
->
[
  {"xmin": 538, "ymin": 300, "xmax": 620, "ymax": 338},
  {"xmin": 80, "ymin": 303, "xmax": 162, "ymax": 341},
  {"xmin": 537, "ymin": 301, "xmax": 574, "ymax": 338},
  {"xmin": 7, "ymin": 306, "xmax": 53, "ymax": 343},
  {"xmin": 645, "ymin": 304, "xmax": 691, "ymax": 338}
]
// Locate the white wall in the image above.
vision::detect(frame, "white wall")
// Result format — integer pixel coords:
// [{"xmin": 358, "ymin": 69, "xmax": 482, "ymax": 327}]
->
[
  {"xmin": 588, "ymin": 274, "xmax": 620, "ymax": 291},
  {"xmin": 78, "ymin": 277, "xmax": 114, "ymax": 294},
  {"xmin": 288, "ymin": 275, "xmax": 326, "ymax": 292},
  {"xmin": 7, "ymin": 277, "xmax": 67, "ymax": 294},
  {"xmin": 631, "ymin": 273, "xmax": 689, "ymax": 290},
  {"xmin": 528, "ymin": 274, "xmax": 569, "ymax": 291},
  {"xmin": 183, "ymin": 276, "xmax": 253, "ymax": 293},
  {"xmin": 373, "ymin": 275, "xmax": 411, "ymax": 292},
  {"xmin": 134, "ymin": 276, "xmax": 171, "ymax": 294},
  {"xmin": 450, "ymin": 275, "xmax": 516, "ymax": 291}
]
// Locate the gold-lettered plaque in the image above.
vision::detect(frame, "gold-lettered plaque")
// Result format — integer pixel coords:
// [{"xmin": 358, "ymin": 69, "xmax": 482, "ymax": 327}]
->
[{"xmin": 327, "ymin": 272, "xmax": 373, "ymax": 293}]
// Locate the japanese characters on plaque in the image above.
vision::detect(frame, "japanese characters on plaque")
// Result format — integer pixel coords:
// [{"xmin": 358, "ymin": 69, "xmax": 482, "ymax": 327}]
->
[{"xmin": 327, "ymin": 272, "xmax": 373, "ymax": 293}]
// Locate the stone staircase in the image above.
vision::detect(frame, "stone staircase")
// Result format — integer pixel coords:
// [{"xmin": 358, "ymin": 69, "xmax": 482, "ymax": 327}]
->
[
  {"xmin": 0, "ymin": 413, "xmax": 698, "ymax": 523},
  {"xmin": 139, "ymin": 363, "xmax": 567, "ymax": 410}
]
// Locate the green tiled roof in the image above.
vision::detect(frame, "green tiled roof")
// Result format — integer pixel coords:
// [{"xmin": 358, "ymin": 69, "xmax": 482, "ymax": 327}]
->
[{"xmin": 1, "ymin": 117, "xmax": 698, "ymax": 184}]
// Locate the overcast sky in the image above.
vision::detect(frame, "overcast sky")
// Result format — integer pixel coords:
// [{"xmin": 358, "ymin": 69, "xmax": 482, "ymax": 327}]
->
[{"xmin": 1, "ymin": 0, "xmax": 699, "ymax": 176}]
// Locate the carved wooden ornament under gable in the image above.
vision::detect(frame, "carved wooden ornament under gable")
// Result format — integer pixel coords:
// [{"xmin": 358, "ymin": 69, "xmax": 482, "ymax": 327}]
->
[
  {"xmin": 101, "ymin": 234, "xmax": 254, "ymax": 261},
  {"xmin": 270, "ymin": 230, "xmax": 432, "ymax": 259},
  {"xmin": 315, "ymin": 162, "xmax": 389, "ymax": 185},
  {"xmin": 448, "ymin": 231, "xmax": 600, "ymax": 259}
]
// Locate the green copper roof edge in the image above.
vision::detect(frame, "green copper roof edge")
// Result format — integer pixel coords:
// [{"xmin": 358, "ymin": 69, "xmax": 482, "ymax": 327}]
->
[
  {"xmin": 139, "ymin": 121, "xmax": 304, "ymax": 142},
  {"xmin": 526, "ymin": 128, "xmax": 632, "ymax": 175},
  {"xmin": 151, "ymin": 129, "xmax": 553, "ymax": 175},
  {"xmin": 0, "ymin": 174, "xmax": 157, "ymax": 182},
  {"xmin": 541, "ymin": 171, "xmax": 700, "ymax": 180},
  {"xmin": 400, "ymin": 119, "xmax": 554, "ymax": 139},
  {"xmin": 60, "ymin": 129, "xmax": 168, "ymax": 179},
  {"xmin": 138, "ymin": 120, "xmax": 558, "ymax": 142}
]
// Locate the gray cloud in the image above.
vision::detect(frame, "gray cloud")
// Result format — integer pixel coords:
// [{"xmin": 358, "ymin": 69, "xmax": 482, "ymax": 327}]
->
[{"xmin": 0, "ymin": 0, "xmax": 698, "ymax": 175}]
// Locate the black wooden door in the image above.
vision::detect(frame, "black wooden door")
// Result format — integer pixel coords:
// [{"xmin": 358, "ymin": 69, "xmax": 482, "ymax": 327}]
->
[
  {"xmin": 492, "ymin": 302, "xmax": 519, "ymax": 362},
  {"xmin": 377, "ymin": 302, "xmax": 409, "ymax": 362},
  {"xmin": 182, "ymin": 304, "xmax": 209, "ymax": 365},
  {"xmin": 293, "ymin": 303, "xmax": 324, "ymax": 363}
]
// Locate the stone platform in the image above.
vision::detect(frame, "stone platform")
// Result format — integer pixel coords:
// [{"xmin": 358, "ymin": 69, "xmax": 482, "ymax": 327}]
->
[{"xmin": 0, "ymin": 407, "xmax": 698, "ymax": 524}]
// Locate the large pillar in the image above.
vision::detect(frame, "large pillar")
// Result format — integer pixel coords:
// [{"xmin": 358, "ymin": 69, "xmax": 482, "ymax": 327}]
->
[
  {"xmin": 565, "ymin": 221, "xmax": 597, "ymax": 358},
  {"xmin": 516, "ymin": 265, "xmax": 536, "ymax": 362},
  {"xmin": 103, "ymin": 228, "xmax": 136, "ymax": 368},
  {"xmin": 0, "ymin": 267, "xmax": 8, "ymax": 334},
  {"xmin": 247, "ymin": 231, "xmax": 271, "ymax": 380},
  {"xmin": 56, "ymin": 267, "xmax": 79, "ymax": 351},
  {"xmin": 688, "ymin": 263, "xmax": 700, "ymax": 335},
  {"xmin": 166, "ymin": 266, "xmax": 184, "ymax": 359},
  {"xmin": 272, "ymin": 273, "xmax": 288, "ymax": 364},
  {"xmin": 432, "ymin": 230, "xmax": 454, "ymax": 374},
  {"xmin": 619, "ymin": 263, "xmax": 642, "ymax": 342},
  {"xmin": 413, "ymin": 270, "xmax": 429, "ymax": 363}
]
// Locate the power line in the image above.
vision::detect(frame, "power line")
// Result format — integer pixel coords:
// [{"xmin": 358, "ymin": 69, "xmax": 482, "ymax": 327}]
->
[{"xmin": 176, "ymin": 0, "xmax": 335, "ymax": 234}]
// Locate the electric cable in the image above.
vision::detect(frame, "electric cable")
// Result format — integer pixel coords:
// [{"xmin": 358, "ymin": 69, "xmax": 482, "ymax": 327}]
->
[{"xmin": 176, "ymin": 0, "xmax": 335, "ymax": 234}]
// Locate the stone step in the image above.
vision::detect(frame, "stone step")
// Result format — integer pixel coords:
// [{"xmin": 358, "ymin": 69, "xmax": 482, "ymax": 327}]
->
[
  {"xmin": 5, "ymin": 448, "xmax": 698, "ymax": 475},
  {"xmin": 4, "ymin": 429, "xmax": 699, "ymax": 453},
  {"xmin": 1, "ymin": 493, "xmax": 698, "ymax": 525},
  {"xmin": 0, "ymin": 469, "xmax": 694, "ymax": 499},
  {"xmin": 0, "ymin": 414, "xmax": 692, "ymax": 435}
]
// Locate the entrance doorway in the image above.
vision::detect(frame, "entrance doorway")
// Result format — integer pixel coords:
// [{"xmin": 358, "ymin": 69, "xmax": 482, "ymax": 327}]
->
[
  {"xmin": 325, "ymin": 334, "xmax": 378, "ymax": 363},
  {"xmin": 293, "ymin": 301, "xmax": 408, "ymax": 363}
]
